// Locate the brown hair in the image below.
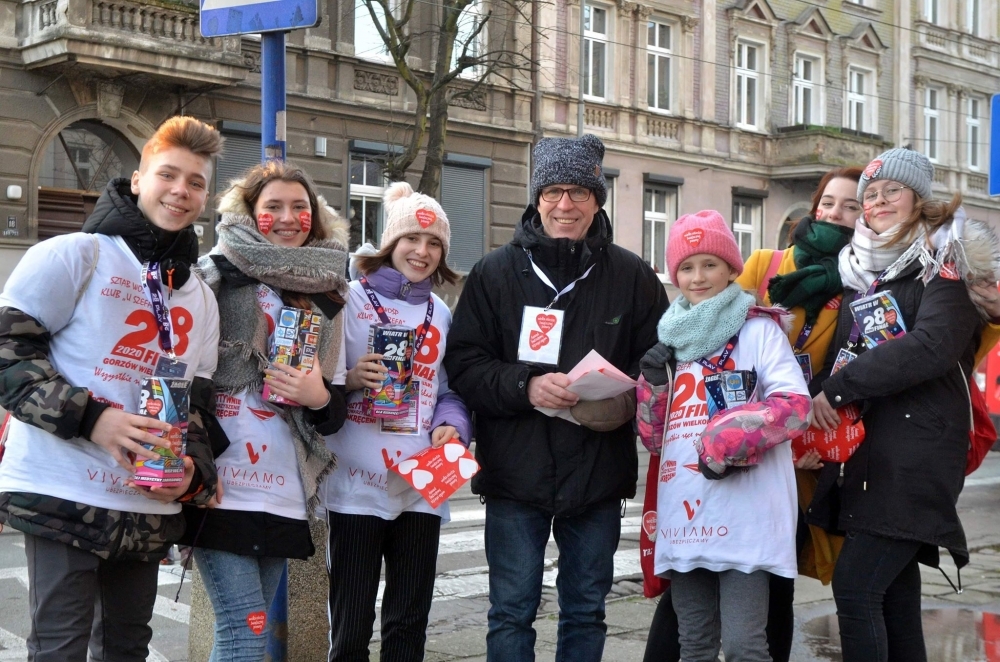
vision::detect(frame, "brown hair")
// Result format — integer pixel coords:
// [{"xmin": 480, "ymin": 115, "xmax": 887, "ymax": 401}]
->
[
  {"xmin": 229, "ymin": 160, "xmax": 345, "ymax": 307},
  {"xmin": 808, "ymin": 166, "xmax": 864, "ymax": 218},
  {"xmin": 140, "ymin": 116, "xmax": 223, "ymax": 169},
  {"xmin": 886, "ymin": 192, "xmax": 963, "ymax": 247},
  {"xmin": 355, "ymin": 239, "xmax": 459, "ymax": 286}
]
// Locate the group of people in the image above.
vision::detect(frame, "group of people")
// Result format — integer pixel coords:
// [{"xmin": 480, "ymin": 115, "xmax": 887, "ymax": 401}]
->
[{"xmin": 0, "ymin": 114, "xmax": 996, "ymax": 662}]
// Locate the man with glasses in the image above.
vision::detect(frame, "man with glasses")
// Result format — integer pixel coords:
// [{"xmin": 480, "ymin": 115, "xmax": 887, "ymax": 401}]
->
[{"xmin": 445, "ymin": 134, "xmax": 668, "ymax": 661}]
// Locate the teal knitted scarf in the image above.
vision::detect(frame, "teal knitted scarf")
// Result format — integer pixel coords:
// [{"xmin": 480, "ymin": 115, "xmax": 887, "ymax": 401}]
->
[{"xmin": 657, "ymin": 283, "xmax": 756, "ymax": 362}]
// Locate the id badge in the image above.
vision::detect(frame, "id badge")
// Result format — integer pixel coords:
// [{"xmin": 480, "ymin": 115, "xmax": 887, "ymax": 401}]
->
[
  {"xmin": 832, "ymin": 348, "xmax": 857, "ymax": 374},
  {"xmin": 517, "ymin": 306, "xmax": 564, "ymax": 365},
  {"xmin": 795, "ymin": 353, "xmax": 813, "ymax": 383},
  {"xmin": 849, "ymin": 291, "xmax": 907, "ymax": 350},
  {"xmin": 704, "ymin": 369, "xmax": 758, "ymax": 420},
  {"xmin": 153, "ymin": 354, "xmax": 189, "ymax": 378},
  {"xmin": 380, "ymin": 380, "xmax": 421, "ymax": 435}
]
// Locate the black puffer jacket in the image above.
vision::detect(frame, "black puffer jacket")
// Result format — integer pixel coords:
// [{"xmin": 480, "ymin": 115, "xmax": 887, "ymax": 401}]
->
[
  {"xmin": 444, "ymin": 206, "xmax": 668, "ymax": 516},
  {"xmin": 807, "ymin": 262, "xmax": 982, "ymax": 568}
]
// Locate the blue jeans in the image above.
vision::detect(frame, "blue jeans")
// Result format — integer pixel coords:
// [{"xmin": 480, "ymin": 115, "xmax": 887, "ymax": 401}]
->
[
  {"xmin": 194, "ymin": 548, "xmax": 287, "ymax": 662},
  {"xmin": 484, "ymin": 498, "xmax": 621, "ymax": 662}
]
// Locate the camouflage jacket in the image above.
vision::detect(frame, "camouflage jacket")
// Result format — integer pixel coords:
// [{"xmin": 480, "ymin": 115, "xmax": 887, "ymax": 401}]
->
[{"xmin": 0, "ymin": 307, "xmax": 219, "ymax": 560}]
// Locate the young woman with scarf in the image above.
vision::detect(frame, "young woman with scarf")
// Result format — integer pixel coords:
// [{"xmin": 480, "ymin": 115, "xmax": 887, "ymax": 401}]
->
[
  {"xmin": 323, "ymin": 182, "xmax": 471, "ymax": 662},
  {"xmin": 809, "ymin": 148, "xmax": 1000, "ymax": 661},
  {"xmin": 185, "ymin": 160, "xmax": 350, "ymax": 661}
]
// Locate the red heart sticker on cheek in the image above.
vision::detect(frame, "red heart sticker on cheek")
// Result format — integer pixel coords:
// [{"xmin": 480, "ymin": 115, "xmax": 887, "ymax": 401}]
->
[
  {"xmin": 415, "ymin": 209, "xmax": 436, "ymax": 228},
  {"xmin": 246, "ymin": 611, "xmax": 267, "ymax": 636},
  {"xmin": 299, "ymin": 210, "xmax": 312, "ymax": 234},
  {"xmin": 257, "ymin": 213, "xmax": 274, "ymax": 235},
  {"xmin": 145, "ymin": 399, "xmax": 163, "ymax": 417}
]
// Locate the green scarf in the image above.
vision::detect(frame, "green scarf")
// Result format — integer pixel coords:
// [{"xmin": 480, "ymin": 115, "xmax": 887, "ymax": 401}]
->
[
  {"xmin": 657, "ymin": 283, "xmax": 755, "ymax": 362},
  {"xmin": 767, "ymin": 218, "xmax": 853, "ymax": 324}
]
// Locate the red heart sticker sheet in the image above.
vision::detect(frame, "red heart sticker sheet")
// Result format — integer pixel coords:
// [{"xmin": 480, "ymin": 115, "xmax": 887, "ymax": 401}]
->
[{"xmin": 390, "ymin": 441, "xmax": 479, "ymax": 509}]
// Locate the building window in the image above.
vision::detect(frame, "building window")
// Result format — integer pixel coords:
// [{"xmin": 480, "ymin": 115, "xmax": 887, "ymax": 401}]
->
[
  {"xmin": 642, "ymin": 184, "xmax": 678, "ymax": 275},
  {"xmin": 732, "ymin": 196, "xmax": 762, "ymax": 260},
  {"xmin": 604, "ymin": 174, "xmax": 616, "ymax": 222},
  {"xmin": 647, "ymin": 20, "xmax": 671, "ymax": 112},
  {"xmin": 349, "ymin": 155, "xmax": 385, "ymax": 249},
  {"xmin": 924, "ymin": 0, "xmax": 940, "ymax": 24},
  {"xmin": 968, "ymin": 98, "xmax": 982, "ymax": 171},
  {"xmin": 925, "ymin": 88, "xmax": 940, "ymax": 162},
  {"xmin": 846, "ymin": 67, "xmax": 873, "ymax": 133},
  {"xmin": 793, "ymin": 54, "xmax": 820, "ymax": 125},
  {"xmin": 453, "ymin": 0, "xmax": 486, "ymax": 78},
  {"xmin": 735, "ymin": 41, "xmax": 762, "ymax": 130},
  {"xmin": 440, "ymin": 164, "xmax": 486, "ymax": 272},
  {"xmin": 355, "ymin": 0, "xmax": 391, "ymax": 61},
  {"xmin": 967, "ymin": 0, "xmax": 980, "ymax": 37},
  {"xmin": 584, "ymin": 4, "xmax": 608, "ymax": 99}
]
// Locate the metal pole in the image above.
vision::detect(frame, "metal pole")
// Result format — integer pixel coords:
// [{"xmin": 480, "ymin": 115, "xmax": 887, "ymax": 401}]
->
[
  {"xmin": 577, "ymin": 1, "xmax": 585, "ymax": 137},
  {"xmin": 261, "ymin": 31, "xmax": 288, "ymax": 161}
]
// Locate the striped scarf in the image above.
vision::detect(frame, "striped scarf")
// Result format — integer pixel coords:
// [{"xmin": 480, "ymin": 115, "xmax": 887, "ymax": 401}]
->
[{"xmin": 837, "ymin": 219, "xmax": 909, "ymax": 292}]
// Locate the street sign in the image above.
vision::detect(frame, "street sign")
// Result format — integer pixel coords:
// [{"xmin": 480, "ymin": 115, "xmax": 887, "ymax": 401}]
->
[
  {"xmin": 200, "ymin": 0, "xmax": 318, "ymax": 37},
  {"xmin": 990, "ymin": 93, "xmax": 1000, "ymax": 196}
]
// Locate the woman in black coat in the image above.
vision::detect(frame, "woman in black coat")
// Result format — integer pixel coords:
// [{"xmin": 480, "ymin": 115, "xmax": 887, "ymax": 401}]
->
[{"xmin": 809, "ymin": 147, "xmax": 998, "ymax": 662}]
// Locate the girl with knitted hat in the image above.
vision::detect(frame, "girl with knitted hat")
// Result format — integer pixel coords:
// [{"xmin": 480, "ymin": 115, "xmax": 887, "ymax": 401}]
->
[
  {"xmin": 186, "ymin": 160, "xmax": 350, "ymax": 661},
  {"xmin": 636, "ymin": 210, "xmax": 812, "ymax": 661},
  {"xmin": 322, "ymin": 181, "xmax": 471, "ymax": 661},
  {"xmin": 807, "ymin": 147, "xmax": 1000, "ymax": 661}
]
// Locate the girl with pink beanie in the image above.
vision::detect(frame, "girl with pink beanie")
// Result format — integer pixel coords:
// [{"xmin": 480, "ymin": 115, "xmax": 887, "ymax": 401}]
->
[{"xmin": 636, "ymin": 210, "xmax": 812, "ymax": 661}]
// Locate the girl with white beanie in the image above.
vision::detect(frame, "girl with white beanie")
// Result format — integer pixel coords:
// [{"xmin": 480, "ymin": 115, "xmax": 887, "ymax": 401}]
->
[{"xmin": 323, "ymin": 182, "xmax": 471, "ymax": 661}]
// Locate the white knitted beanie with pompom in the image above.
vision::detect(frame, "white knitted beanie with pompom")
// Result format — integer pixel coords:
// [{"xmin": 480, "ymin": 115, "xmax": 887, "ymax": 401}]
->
[{"xmin": 379, "ymin": 181, "xmax": 451, "ymax": 257}]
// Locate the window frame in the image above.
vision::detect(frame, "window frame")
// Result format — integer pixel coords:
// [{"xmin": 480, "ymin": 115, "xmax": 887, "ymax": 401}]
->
[
  {"xmin": 792, "ymin": 52, "xmax": 822, "ymax": 126},
  {"xmin": 925, "ymin": 87, "xmax": 941, "ymax": 163},
  {"xmin": 583, "ymin": 3, "xmax": 610, "ymax": 100},
  {"xmin": 846, "ymin": 66, "xmax": 874, "ymax": 133},
  {"xmin": 924, "ymin": 0, "xmax": 940, "ymax": 25},
  {"xmin": 967, "ymin": 0, "xmax": 980, "ymax": 37},
  {"xmin": 453, "ymin": 0, "xmax": 487, "ymax": 79},
  {"xmin": 731, "ymin": 196, "xmax": 762, "ymax": 261},
  {"xmin": 734, "ymin": 39, "xmax": 765, "ymax": 131},
  {"xmin": 642, "ymin": 183, "xmax": 678, "ymax": 277},
  {"xmin": 968, "ymin": 97, "xmax": 983, "ymax": 171},
  {"xmin": 646, "ymin": 19, "xmax": 673, "ymax": 114},
  {"xmin": 348, "ymin": 154, "xmax": 387, "ymax": 249}
]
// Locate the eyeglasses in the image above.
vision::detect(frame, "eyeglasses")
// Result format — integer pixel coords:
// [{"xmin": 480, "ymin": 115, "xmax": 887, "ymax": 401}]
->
[
  {"xmin": 863, "ymin": 185, "xmax": 910, "ymax": 205},
  {"xmin": 540, "ymin": 186, "xmax": 592, "ymax": 203}
]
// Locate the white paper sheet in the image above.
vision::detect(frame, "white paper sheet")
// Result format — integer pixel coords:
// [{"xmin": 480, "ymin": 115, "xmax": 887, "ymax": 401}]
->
[{"xmin": 534, "ymin": 350, "xmax": 637, "ymax": 424}]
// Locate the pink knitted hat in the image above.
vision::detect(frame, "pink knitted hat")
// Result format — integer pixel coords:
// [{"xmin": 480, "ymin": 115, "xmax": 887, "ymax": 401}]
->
[{"xmin": 666, "ymin": 210, "xmax": 744, "ymax": 283}]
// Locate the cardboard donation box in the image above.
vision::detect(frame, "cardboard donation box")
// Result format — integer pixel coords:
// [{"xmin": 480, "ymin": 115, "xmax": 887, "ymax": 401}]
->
[
  {"xmin": 133, "ymin": 377, "xmax": 190, "ymax": 487},
  {"xmin": 391, "ymin": 441, "xmax": 480, "ymax": 508}
]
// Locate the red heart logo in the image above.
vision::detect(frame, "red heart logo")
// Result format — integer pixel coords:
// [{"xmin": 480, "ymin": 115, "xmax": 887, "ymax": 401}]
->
[
  {"xmin": 529, "ymin": 330, "xmax": 549, "ymax": 351},
  {"xmin": 415, "ymin": 209, "xmax": 436, "ymax": 228},
  {"xmin": 536, "ymin": 314, "xmax": 557, "ymax": 333},
  {"xmin": 246, "ymin": 611, "xmax": 267, "ymax": 635},
  {"xmin": 145, "ymin": 399, "xmax": 162, "ymax": 417},
  {"xmin": 257, "ymin": 213, "xmax": 274, "ymax": 235},
  {"xmin": 298, "ymin": 210, "xmax": 312, "ymax": 234},
  {"xmin": 863, "ymin": 159, "xmax": 883, "ymax": 179},
  {"xmin": 884, "ymin": 309, "xmax": 897, "ymax": 325},
  {"xmin": 682, "ymin": 229, "xmax": 704, "ymax": 247}
]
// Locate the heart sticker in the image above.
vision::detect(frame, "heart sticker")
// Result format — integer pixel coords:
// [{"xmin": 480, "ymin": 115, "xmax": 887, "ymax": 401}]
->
[
  {"xmin": 415, "ymin": 209, "xmax": 437, "ymax": 228},
  {"xmin": 529, "ymin": 330, "xmax": 549, "ymax": 351},
  {"xmin": 397, "ymin": 459, "xmax": 419, "ymax": 475},
  {"xmin": 257, "ymin": 213, "xmax": 274, "ymax": 235},
  {"xmin": 642, "ymin": 511, "xmax": 657, "ymax": 538},
  {"xmin": 682, "ymin": 229, "xmax": 704, "ymax": 247},
  {"xmin": 536, "ymin": 314, "xmax": 557, "ymax": 333},
  {"xmin": 246, "ymin": 611, "xmax": 267, "ymax": 636},
  {"xmin": 145, "ymin": 399, "xmax": 162, "ymax": 417},
  {"xmin": 298, "ymin": 210, "xmax": 312, "ymax": 234},
  {"xmin": 411, "ymin": 469, "xmax": 434, "ymax": 490},
  {"xmin": 458, "ymin": 457, "xmax": 479, "ymax": 479},
  {"xmin": 443, "ymin": 442, "xmax": 465, "ymax": 462},
  {"xmin": 863, "ymin": 159, "xmax": 883, "ymax": 180}
]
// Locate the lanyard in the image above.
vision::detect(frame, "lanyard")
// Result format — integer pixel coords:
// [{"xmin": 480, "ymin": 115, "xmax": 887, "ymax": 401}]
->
[
  {"xmin": 696, "ymin": 335, "xmax": 739, "ymax": 373},
  {"xmin": 848, "ymin": 270, "xmax": 888, "ymax": 346},
  {"xmin": 793, "ymin": 324, "xmax": 813, "ymax": 353},
  {"xmin": 360, "ymin": 277, "xmax": 434, "ymax": 353},
  {"xmin": 525, "ymin": 250, "xmax": 594, "ymax": 310},
  {"xmin": 141, "ymin": 261, "xmax": 175, "ymax": 358}
]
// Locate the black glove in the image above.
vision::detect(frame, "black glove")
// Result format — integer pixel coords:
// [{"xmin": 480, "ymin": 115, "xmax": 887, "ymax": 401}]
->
[
  {"xmin": 639, "ymin": 343, "xmax": 673, "ymax": 387},
  {"xmin": 698, "ymin": 457, "xmax": 729, "ymax": 480}
]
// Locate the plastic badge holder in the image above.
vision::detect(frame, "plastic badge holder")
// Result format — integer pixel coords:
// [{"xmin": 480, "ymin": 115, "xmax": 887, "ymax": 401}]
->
[
  {"xmin": 849, "ymin": 291, "xmax": 907, "ymax": 350},
  {"xmin": 363, "ymin": 324, "xmax": 415, "ymax": 419},
  {"xmin": 263, "ymin": 306, "xmax": 322, "ymax": 406},
  {"xmin": 133, "ymin": 377, "xmax": 190, "ymax": 487}
]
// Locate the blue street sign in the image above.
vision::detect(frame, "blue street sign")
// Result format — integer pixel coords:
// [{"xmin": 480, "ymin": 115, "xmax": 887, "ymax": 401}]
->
[
  {"xmin": 990, "ymin": 94, "xmax": 1000, "ymax": 196},
  {"xmin": 200, "ymin": 0, "xmax": 318, "ymax": 37}
]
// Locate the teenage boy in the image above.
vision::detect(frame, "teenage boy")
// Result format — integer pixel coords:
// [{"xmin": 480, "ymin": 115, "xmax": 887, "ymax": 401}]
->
[{"xmin": 0, "ymin": 116, "xmax": 224, "ymax": 662}]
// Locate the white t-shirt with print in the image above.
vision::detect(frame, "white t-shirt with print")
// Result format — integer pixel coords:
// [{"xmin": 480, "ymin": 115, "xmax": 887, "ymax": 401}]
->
[
  {"xmin": 212, "ymin": 284, "xmax": 346, "ymax": 520},
  {"xmin": 323, "ymin": 280, "xmax": 453, "ymax": 521},
  {"xmin": 0, "ymin": 233, "xmax": 219, "ymax": 515},
  {"xmin": 653, "ymin": 317, "xmax": 807, "ymax": 579}
]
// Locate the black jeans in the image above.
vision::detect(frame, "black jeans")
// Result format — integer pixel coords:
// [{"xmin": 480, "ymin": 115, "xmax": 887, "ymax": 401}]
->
[{"xmin": 832, "ymin": 531, "xmax": 926, "ymax": 662}]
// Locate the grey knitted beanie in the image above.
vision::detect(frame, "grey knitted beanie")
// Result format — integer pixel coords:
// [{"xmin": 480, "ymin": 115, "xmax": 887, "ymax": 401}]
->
[
  {"xmin": 857, "ymin": 147, "xmax": 934, "ymax": 202},
  {"xmin": 530, "ymin": 134, "xmax": 608, "ymax": 208}
]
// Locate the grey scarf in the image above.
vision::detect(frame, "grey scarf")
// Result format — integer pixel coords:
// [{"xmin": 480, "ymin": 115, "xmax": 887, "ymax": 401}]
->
[{"xmin": 196, "ymin": 213, "xmax": 349, "ymax": 515}]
